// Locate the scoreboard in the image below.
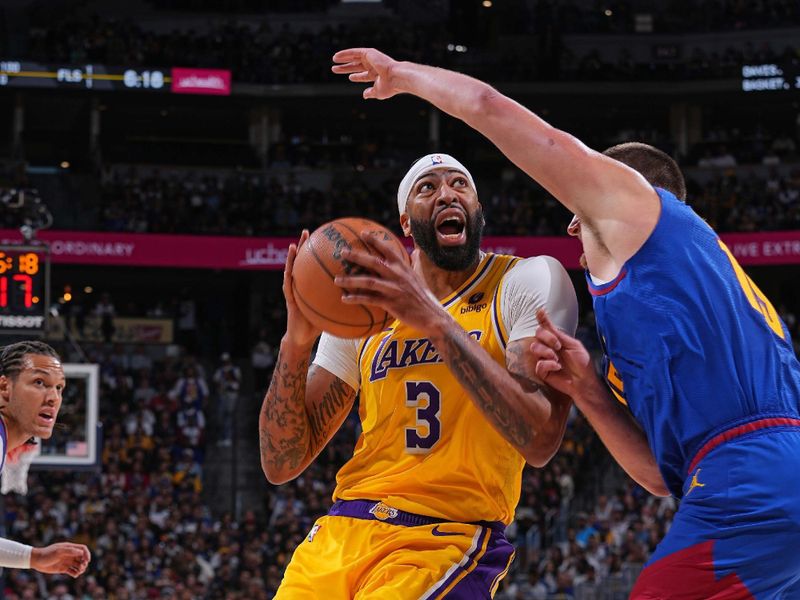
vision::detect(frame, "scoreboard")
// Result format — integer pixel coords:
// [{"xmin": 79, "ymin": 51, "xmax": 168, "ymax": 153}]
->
[
  {"xmin": 0, "ymin": 245, "xmax": 50, "ymax": 335},
  {"xmin": 0, "ymin": 60, "xmax": 231, "ymax": 95}
]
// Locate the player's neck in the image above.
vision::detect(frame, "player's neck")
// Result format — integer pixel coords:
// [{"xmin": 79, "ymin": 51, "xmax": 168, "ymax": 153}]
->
[{"xmin": 416, "ymin": 252, "xmax": 483, "ymax": 300}]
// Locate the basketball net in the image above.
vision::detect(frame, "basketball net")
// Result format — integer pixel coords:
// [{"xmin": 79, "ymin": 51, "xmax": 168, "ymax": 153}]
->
[{"xmin": 2, "ymin": 442, "xmax": 40, "ymax": 495}]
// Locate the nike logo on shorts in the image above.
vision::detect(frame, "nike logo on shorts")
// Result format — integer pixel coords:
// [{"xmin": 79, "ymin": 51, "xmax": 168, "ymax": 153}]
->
[{"xmin": 431, "ymin": 525, "xmax": 462, "ymax": 537}]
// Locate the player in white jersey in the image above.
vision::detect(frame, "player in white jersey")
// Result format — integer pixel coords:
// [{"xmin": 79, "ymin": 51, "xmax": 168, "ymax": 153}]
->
[{"xmin": 0, "ymin": 341, "xmax": 91, "ymax": 577}]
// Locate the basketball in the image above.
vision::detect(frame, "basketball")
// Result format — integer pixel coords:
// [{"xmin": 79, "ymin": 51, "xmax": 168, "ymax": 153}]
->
[{"xmin": 292, "ymin": 217, "xmax": 410, "ymax": 338}]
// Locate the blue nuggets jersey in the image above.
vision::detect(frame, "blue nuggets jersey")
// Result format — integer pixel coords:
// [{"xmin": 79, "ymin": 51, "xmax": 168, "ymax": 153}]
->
[{"xmin": 588, "ymin": 188, "xmax": 800, "ymax": 497}]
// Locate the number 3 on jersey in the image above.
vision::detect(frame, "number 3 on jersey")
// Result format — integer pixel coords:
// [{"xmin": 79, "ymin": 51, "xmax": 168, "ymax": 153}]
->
[
  {"xmin": 719, "ymin": 240, "xmax": 785, "ymax": 339},
  {"xmin": 405, "ymin": 381, "xmax": 441, "ymax": 453}
]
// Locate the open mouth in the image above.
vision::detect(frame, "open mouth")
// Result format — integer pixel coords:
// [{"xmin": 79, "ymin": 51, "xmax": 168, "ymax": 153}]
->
[
  {"xmin": 434, "ymin": 207, "xmax": 467, "ymax": 245},
  {"xmin": 36, "ymin": 410, "xmax": 56, "ymax": 427}
]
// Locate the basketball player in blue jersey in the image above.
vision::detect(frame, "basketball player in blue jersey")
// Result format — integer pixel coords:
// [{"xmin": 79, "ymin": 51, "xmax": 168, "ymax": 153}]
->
[
  {"xmin": 260, "ymin": 152, "xmax": 579, "ymax": 598},
  {"xmin": 331, "ymin": 48, "xmax": 800, "ymax": 598},
  {"xmin": 0, "ymin": 341, "xmax": 91, "ymax": 577}
]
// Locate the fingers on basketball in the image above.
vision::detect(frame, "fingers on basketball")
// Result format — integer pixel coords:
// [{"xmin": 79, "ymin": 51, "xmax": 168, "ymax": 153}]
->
[{"xmin": 291, "ymin": 217, "xmax": 409, "ymax": 338}]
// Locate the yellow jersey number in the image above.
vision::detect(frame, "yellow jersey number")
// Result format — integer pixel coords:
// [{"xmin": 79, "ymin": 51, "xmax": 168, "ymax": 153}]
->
[{"xmin": 718, "ymin": 240, "xmax": 785, "ymax": 340}]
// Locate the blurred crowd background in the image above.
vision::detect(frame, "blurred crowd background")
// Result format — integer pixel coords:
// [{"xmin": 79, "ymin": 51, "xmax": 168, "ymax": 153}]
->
[{"xmin": 1, "ymin": 0, "xmax": 800, "ymax": 598}]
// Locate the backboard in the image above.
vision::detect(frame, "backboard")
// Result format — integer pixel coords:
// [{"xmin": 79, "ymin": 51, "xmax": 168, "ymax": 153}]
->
[{"xmin": 31, "ymin": 362, "xmax": 100, "ymax": 469}]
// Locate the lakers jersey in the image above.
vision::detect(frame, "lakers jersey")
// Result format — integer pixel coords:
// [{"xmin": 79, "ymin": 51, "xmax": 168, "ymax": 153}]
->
[
  {"xmin": 588, "ymin": 188, "xmax": 800, "ymax": 497},
  {"xmin": 314, "ymin": 251, "xmax": 575, "ymax": 526}
]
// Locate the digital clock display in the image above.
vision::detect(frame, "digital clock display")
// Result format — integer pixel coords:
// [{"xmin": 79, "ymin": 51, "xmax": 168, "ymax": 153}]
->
[
  {"xmin": 0, "ymin": 60, "xmax": 169, "ymax": 91},
  {"xmin": 0, "ymin": 245, "xmax": 50, "ymax": 333},
  {"xmin": 0, "ymin": 60, "xmax": 231, "ymax": 95}
]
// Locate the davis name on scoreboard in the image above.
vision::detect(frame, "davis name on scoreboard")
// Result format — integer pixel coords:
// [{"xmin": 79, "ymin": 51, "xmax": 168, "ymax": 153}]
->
[{"xmin": 741, "ymin": 62, "xmax": 800, "ymax": 92}]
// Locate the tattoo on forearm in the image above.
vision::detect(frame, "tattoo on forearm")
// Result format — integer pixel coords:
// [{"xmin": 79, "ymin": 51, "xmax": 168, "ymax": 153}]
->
[
  {"xmin": 438, "ymin": 330, "xmax": 533, "ymax": 447},
  {"xmin": 308, "ymin": 375, "xmax": 352, "ymax": 453},
  {"xmin": 259, "ymin": 353, "xmax": 310, "ymax": 474},
  {"xmin": 505, "ymin": 343, "xmax": 540, "ymax": 394}
]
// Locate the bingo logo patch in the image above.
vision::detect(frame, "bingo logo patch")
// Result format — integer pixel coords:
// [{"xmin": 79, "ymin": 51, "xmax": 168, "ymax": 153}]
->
[{"xmin": 369, "ymin": 502, "xmax": 399, "ymax": 521}]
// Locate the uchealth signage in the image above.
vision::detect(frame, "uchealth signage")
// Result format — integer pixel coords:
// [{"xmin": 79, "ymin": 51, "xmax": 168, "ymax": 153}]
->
[
  {"xmin": 1, "ymin": 229, "xmax": 800, "ymax": 270},
  {"xmin": 171, "ymin": 67, "xmax": 231, "ymax": 96}
]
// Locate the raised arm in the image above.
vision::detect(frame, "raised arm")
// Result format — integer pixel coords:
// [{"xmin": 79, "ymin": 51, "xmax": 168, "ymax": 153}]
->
[
  {"xmin": 332, "ymin": 48, "xmax": 660, "ymax": 274},
  {"xmin": 259, "ymin": 232, "xmax": 357, "ymax": 484}
]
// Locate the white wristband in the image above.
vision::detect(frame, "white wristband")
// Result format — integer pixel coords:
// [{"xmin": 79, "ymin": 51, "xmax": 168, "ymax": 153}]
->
[{"xmin": 0, "ymin": 537, "xmax": 32, "ymax": 569}]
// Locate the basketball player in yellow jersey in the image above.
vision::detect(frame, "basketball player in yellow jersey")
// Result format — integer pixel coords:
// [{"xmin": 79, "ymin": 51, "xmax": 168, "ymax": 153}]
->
[{"xmin": 260, "ymin": 153, "xmax": 578, "ymax": 599}]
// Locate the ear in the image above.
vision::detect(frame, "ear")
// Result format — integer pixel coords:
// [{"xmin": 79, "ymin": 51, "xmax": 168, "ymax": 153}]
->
[
  {"xmin": 0, "ymin": 375, "xmax": 10, "ymax": 407},
  {"xmin": 400, "ymin": 213, "xmax": 411, "ymax": 237}
]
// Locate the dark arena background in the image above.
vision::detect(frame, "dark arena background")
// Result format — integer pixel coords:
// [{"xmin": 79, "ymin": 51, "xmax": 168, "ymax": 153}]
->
[{"xmin": 1, "ymin": 0, "xmax": 799, "ymax": 598}]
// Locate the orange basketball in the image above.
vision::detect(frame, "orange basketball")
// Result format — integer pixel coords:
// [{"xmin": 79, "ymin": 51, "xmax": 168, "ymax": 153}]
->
[{"xmin": 292, "ymin": 217, "xmax": 410, "ymax": 338}]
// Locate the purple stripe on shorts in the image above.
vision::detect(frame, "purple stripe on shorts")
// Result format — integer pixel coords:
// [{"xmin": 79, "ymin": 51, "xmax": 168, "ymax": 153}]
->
[
  {"xmin": 328, "ymin": 499, "xmax": 506, "ymax": 532},
  {"xmin": 441, "ymin": 527, "xmax": 515, "ymax": 599},
  {"xmin": 422, "ymin": 526, "xmax": 491, "ymax": 599}
]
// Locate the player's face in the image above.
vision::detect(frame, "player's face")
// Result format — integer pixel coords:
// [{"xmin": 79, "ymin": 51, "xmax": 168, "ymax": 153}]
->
[
  {"xmin": 405, "ymin": 169, "xmax": 485, "ymax": 271},
  {"xmin": 0, "ymin": 354, "xmax": 65, "ymax": 440},
  {"xmin": 567, "ymin": 215, "xmax": 588, "ymax": 270}
]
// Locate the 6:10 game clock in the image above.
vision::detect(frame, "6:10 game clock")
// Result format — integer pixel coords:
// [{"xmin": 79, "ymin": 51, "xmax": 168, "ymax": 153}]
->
[{"xmin": 0, "ymin": 245, "xmax": 50, "ymax": 335}]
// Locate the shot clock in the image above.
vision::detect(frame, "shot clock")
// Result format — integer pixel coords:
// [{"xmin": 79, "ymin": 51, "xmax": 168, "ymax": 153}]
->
[{"xmin": 0, "ymin": 245, "xmax": 50, "ymax": 334}]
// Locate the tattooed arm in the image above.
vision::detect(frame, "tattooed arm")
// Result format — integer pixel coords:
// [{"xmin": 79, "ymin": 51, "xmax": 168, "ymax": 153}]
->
[
  {"xmin": 422, "ymin": 256, "xmax": 577, "ymax": 467},
  {"xmin": 504, "ymin": 339, "xmax": 572, "ymax": 466},
  {"xmin": 259, "ymin": 337, "xmax": 357, "ymax": 484},
  {"xmin": 429, "ymin": 323, "xmax": 568, "ymax": 467},
  {"xmin": 259, "ymin": 229, "xmax": 357, "ymax": 485}
]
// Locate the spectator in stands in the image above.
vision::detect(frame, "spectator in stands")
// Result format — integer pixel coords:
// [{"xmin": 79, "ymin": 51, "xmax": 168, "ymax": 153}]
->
[
  {"xmin": 212, "ymin": 353, "xmax": 241, "ymax": 447},
  {"xmin": 93, "ymin": 293, "xmax": 116, "ymax": 343},
  {"xmin": 250, "ymin": 331, "xmax": 275, "ymax": 395}
]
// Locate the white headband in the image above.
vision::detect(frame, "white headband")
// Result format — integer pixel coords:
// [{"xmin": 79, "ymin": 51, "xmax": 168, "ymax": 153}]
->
[{"xmin": 396, "ymin": 153, "xmax": 477, "ymax": 215}]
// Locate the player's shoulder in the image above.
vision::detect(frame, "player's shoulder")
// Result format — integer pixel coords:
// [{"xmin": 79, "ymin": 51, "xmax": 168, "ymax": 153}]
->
[{"xmin": 503, "ymin": 255, "xmax": 568, "ymax": 284}]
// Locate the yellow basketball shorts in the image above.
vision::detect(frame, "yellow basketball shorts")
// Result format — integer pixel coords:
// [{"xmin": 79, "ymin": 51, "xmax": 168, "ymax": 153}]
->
[{"xmin": 274, "ymin": 499, "xmax": 515, "ymax": 599}]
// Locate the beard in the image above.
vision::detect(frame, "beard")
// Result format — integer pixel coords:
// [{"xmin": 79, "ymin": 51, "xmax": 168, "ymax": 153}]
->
[{"xmin": 410, "ymin": 206, "xmax": 485, "ymax": 271}]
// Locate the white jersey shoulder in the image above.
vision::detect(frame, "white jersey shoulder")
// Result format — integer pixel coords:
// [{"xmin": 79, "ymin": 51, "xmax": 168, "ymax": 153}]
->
[{"xmin": 500, "ymin": 255, "xmax": 578, "ymax": 342}]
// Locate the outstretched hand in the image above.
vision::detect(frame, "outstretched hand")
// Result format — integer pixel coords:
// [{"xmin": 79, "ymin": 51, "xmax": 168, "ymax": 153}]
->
[
  {"xmin": 530, "ymin": 308, "xmax": 597, "ymax": 398},
  {"xmin": 31, "ymin": 542, "xmax": 91, "ymax": 578},
  {"xmin": 335, "ymin": 231, "xmax": 445, "ymax": 333},
  {"xmin": 332, "ymin": 48, "xmax": 402, "ymax": 100}
]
